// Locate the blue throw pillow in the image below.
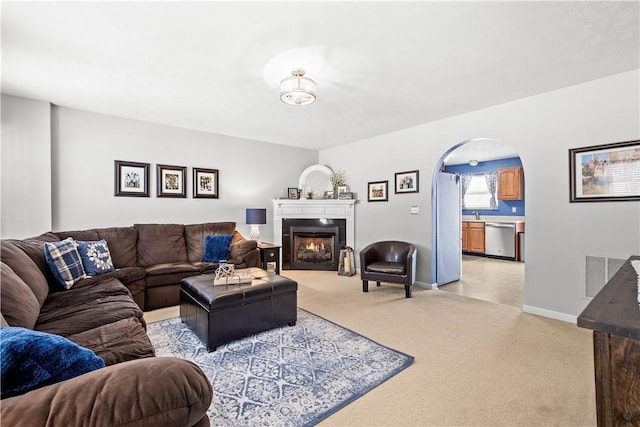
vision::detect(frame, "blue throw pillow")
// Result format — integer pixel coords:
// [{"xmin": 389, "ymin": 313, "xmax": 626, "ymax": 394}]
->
[
  {"xmin": 76, "ymin": 239, "xmax": 115, "ymax": 276},
  {"xmin": 201, "ymin": 234, "xmax": 233, "ymax": 262},
  {"xmin": 0, "ymin": 326, "xmax": 106, "ymax": 399},
  {"xmin": 43, "ymin": 238, "xmax": 87, "ymax": 290}
]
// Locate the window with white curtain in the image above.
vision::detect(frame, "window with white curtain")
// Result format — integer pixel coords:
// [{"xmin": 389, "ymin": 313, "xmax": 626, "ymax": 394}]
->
[{"xmin": 463, "ymin": 174, "xmax": 497, "ymax": 209}]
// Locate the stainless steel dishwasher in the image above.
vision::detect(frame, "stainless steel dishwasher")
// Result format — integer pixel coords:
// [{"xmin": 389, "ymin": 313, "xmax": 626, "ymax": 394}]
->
[{"xmin": 484, "ymin": 222, "xmax": 516, "ymax": 258}]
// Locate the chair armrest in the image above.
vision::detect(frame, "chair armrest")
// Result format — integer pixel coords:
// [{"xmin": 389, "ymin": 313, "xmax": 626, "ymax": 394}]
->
[
  {"xmin": 359, "ymin": 243, "xmax": 379, "ymax": 269},
  {"xmin": 405, "ymin": 245, "xmax": 417, "ymax": 284},
  {"xmin": 0, "ymin": 357, "xmax": 212, "ymax": 427}
]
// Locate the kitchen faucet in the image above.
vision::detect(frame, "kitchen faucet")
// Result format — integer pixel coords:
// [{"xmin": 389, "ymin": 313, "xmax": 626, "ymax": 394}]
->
[{"xmin": 473, "ymin": 211, "xmax": 479, "ymax": 220}]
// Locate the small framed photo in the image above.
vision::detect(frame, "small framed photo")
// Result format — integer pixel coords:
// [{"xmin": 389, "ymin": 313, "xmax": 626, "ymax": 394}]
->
[
  {"xmin": 338, "ymin": 191, "xmax": 354, "ymax": 200},
  {"xmin": 157, "ymin": 164, "xmax": 187, "ymax": 198},
  {"xmin": 114, "ymin": 160, "xmax": 150, "ymax": 197},
  {"xmin": 395, "ymin": 170, "xmax": 419, "ymax": 194},
  {"xmin": 323, "ymin": 190, "xmax": 335, "ymax": 199},
  {"xmin": 288, "ymin": 188, "xmax": 300, "ymax": 199},
  {"xmin": 193, "ymin": 168, "xmax": 219, "ymax": 199},
  {"xmin": 368, "ymin": 180, "xmax": 388, "ymax": 202},
  {"xmin": 569, "ymin": 140, "xmax": 640, "ymax": 202}
]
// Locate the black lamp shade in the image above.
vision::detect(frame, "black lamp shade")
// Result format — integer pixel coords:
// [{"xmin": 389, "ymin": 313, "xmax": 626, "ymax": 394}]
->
[{"xmin": 246, "ymin": 208, "xmax": 267, "ymax": 225}]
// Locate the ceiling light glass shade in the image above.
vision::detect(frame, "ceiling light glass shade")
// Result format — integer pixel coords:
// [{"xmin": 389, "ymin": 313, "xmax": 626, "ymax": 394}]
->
[
  {"xmin": 280, "ymin": 69, "xmax": 317, "ymax": 106},
  {"xmin": 469, "ymin": 160, "xmax": 479, "ymax": 166}
]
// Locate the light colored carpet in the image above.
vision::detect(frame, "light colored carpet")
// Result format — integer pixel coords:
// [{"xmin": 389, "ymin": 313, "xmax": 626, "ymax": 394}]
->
[{"xmin": 145, "ymin": 270, "xmax": 596, "ymax": 426}]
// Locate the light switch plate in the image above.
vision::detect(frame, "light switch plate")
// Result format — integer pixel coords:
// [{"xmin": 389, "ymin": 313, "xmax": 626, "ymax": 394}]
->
[
  {"xmin": 411, "ymin": 206, "xmax": 419, "ymax": 214},
  {"xmin": 512, "ymin": 207, "xmax": 517, "ymax": 213}
]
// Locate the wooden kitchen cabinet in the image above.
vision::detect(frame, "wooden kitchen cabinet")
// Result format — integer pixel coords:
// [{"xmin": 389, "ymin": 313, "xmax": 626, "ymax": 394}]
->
[
  {"xmin": 462, "ymin": 222, "xmax": 469, "ymax": 251},
  {"xmin": 466, "ymin": 222, "xmax": 485, "ymax": 254},
  {"xmin": 497, "ymin": 167, "xmax": 524, "ymax": 200}
]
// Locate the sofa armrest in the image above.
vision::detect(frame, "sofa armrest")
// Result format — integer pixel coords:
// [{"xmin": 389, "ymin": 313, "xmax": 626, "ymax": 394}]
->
[
  {"xmin": 229, "ymin": 235, "xmax": 259, "ymax": 267},
  {"xmin": 1, "ymin": 357, "xmax": 212, "ymax": 427}
]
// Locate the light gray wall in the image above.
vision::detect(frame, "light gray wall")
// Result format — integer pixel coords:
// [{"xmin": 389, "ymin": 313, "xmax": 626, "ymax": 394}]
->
[
  {"xmin": 49, "ymin": 106, "xmax": 317, "ymax": 242},
  {"xmin": 1, "ymin": 94, "xmax": 52, "ymax": 238},
  {"xmin": 1, "ymin": 100, "xmax": 317, "ymax": 241},
  {"xmin": 320, "ymin": 70, "xmax": 640, "ymax": 320}
]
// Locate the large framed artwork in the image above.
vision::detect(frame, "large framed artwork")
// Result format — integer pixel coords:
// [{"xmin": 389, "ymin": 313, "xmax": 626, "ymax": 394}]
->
[
  {"xmin": 157, "ymin": 164, "xmax": 187, "ymax": 198},
  {"xmin": 367, "ymin": 180, "xmax": 388, "ymax": 202},
  {"xmin": 569, "ymin": 139, "xmax": 640, "ymax": 202},
  {"xmin": 114, "ymin": 160, "xmax": 150, "ymax": 197},
  {"xmin": 395, "ymin": 170, "xmax": 419, "ymax": 194},
  {"xmin": 193, "ymin": 167, "xmax": 219, "ymax": 199}
]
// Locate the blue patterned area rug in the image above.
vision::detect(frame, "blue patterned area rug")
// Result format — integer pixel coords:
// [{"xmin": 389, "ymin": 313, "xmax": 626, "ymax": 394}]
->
[{"xmin": 147, "ymin": 308, "xmax": 414, "ymax": 426}]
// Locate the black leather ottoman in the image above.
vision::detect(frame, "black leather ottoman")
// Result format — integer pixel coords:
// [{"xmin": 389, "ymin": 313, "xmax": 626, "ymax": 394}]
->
[{"xmin": 180, "ymin": 267, "xmax": 297, "ymax": 351}]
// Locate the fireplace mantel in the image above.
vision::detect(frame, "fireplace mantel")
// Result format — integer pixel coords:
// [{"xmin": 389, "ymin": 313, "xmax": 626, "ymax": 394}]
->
[{"xmin": 272, "ymin": 199, "xmax": 356, "ymax": 249}]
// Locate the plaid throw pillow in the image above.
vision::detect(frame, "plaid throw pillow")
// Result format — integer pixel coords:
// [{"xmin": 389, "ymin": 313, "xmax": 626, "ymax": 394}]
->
[{"xmin": 44, "ymin": 238, "xmax": 87, "ymax": 290}]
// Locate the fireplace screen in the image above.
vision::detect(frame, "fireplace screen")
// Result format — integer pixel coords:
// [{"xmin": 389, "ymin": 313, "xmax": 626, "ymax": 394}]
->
[{"xmin": 290, "ymin": 226, "xmax": 339, "ymax": 270}]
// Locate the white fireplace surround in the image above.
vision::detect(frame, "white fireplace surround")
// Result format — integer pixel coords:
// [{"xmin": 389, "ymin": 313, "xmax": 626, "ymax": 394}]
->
[{"xmin": 272, "ymin": 199, "xmax": 356, "ymax": 249}]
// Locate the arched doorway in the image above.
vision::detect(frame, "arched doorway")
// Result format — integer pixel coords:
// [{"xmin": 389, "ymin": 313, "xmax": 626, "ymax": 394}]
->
[{"xmin": 431, "ymin": 138, "xmax": 525, "ymax": 308}]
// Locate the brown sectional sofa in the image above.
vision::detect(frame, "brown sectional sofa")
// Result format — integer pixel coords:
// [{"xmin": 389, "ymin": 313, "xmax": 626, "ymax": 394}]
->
[
  {"xmin": 2, "ymin": 221, "xmax": 259, "ymax": 311},
  {"xmin": 0, "ymin": 221, "xmax": 259, "ymax": 426}
]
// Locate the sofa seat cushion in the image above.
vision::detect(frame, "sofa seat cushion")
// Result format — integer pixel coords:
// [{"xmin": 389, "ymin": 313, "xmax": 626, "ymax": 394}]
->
[
  {"xmin": 0, "ymin": 326, "xmax": 105, "ymax": 399},
  {"xmin": 65, "ymin": 317, "xmax": 155, "ymax": 366},
  {"xmin": 144, "ymin": 262, "xmax": 200, "ymax": 289},
  {"xmin": 193, "ymin": 261, "xmax": 219, "ymax": 274},
  {"xmin": 0, "ymin": 263, "xmax": 41, "ymax": 329},
  {"xmin": 135, "ymin": 224, "xmax": 187, "ymax": 267},
  {"xmin": 36, "ymin": 277, "xmax": 144, "ymax": 337},
  {"xmin": 145, "ymin": 262, "xmax": 200, "ymax": 276},
  {"xmin": 366, "ymin": 261, "xmax": 406, "ymax": 275}
]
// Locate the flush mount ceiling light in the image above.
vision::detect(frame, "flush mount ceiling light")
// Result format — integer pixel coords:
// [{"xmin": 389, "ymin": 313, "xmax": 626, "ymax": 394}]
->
[
  {"xmin": 469, "ymin": 160, "xmax": 479, "ymax": 166},
  {"xmin": 280, "ymin": 68, "xmax": 317, "ymax": 106}
]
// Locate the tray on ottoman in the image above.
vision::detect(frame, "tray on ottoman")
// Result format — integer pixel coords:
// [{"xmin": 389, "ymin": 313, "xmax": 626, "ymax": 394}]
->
[{"xmin": 180, "ymin": 267, "xmax": 297, "ymax": 351}]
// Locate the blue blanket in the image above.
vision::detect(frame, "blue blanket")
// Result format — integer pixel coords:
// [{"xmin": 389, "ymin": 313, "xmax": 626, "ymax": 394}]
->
[{"xmin": 0, "ymin": 327, "xmax": 105, "ymax": 399}]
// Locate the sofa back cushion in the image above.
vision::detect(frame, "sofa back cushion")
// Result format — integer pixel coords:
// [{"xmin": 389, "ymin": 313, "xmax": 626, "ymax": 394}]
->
[
  {"xmin": 135, "ymin": 224, "xmax": 187, "ymax": 267},
  {"xmin": 184, "ymin": 222, "xmax": 236, "ymax": 263},
  {"xmin": 54, "ymin": 229, "xmax": 99, "ymax": 242},
  {"xmin": 0, "ymin": 240, "xmax": 50, "ymax": 307},
  {"xmin": 2, "ymin": 233, "xmax": 60, "ymax": 288},
  {"xmin": 0, "ymin": 262, "xmax": 41, "ymax": 329},
  {"xmin": 97, "ymin": 227, "xmax": 138, "ymax": 268}
]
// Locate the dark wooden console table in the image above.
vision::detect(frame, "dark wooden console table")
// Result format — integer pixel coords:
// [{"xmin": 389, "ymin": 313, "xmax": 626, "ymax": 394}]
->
[{"xmin": 578, "ymin": 256, "xmax": 640, "ymax": 426}]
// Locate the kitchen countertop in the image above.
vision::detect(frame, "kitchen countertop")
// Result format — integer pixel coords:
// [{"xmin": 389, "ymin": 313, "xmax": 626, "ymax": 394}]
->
[{"xmin": 462, "ymin": 216, "xmax": 525, "ymax": 223}]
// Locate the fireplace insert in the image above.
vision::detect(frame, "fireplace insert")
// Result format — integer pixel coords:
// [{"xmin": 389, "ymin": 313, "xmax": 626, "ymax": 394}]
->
[{"xmin": 282, "ymin": 218, "xmax": 346, "ymax": 270}]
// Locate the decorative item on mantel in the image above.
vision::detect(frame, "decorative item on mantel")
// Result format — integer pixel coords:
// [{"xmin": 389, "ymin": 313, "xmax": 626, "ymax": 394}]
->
[
  {"xmin": 338, "ymin": 247, "xmax": 356, "ymax": 276},
  {"xmin": 329, "ymin": 170, "xmax": 348, "ymax": 199}
]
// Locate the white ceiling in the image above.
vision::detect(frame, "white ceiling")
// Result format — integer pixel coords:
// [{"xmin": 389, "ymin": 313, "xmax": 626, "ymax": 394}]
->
[{"xmin": 2, "ymin": 1, "xmax": 638, "ymax": 155}]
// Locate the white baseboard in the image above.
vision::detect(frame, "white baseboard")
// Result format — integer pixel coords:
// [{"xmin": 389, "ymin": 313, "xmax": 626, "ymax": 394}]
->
[
  {"xmin": 415, "ymin": 281, "xmax": 438, "ymax": 290},
  {"xmin": 522, "ymin": 305, "xmax": 577, "ymax": 324}
]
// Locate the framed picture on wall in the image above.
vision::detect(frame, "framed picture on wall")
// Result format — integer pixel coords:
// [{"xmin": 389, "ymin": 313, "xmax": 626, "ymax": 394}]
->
[
  {"xmin": 193, "ymin": 167, "xmax": 219, "ymax": 199},
  {"xmin": 395, "ymin": 170, "xmax": 419, "ymax": 194},
  {"xmin": 569, "ymin": 139, "xmax": 640, "ymax": 202},
  {"xmin": 157, "ymin": 164, "xmax": 187, "ymax": 198},
  {"xmin": 368, "ymin": 180, "xmax": 388, "ymax": 202},
  {"xmin": 114, "ymin": 160, "xmax": 150, "ymax": 197}
]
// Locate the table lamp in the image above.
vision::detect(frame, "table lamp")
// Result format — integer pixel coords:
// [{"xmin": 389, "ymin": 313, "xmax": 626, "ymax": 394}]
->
[{"xmin": 245, "ymin": 208, "xmax": 267, "ymax": 241}]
